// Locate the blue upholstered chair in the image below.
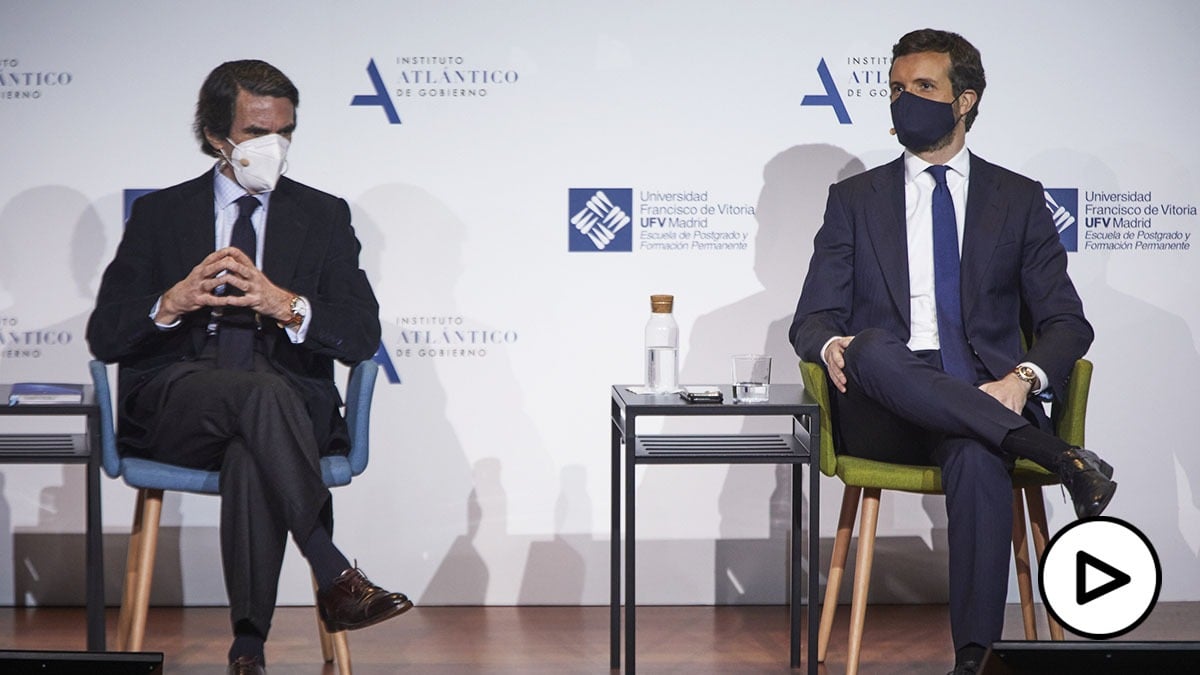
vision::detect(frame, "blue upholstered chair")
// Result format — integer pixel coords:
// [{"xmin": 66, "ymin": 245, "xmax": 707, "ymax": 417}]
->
[{"xmin": 90, "ymin": 359, "xmax": 379, "ymax": 675}]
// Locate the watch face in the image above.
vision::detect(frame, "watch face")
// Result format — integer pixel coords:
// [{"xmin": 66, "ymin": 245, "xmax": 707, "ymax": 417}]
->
[{"xmin": 1015, "ymin": 366, "xmax": 1039, "ymax": 390}]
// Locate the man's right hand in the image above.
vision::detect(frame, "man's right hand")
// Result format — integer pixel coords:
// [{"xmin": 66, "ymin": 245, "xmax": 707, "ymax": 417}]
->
[
  {"xmin": 823, "ymin": 335, "xmax": 855, "ymax": 394},
  {"xmin": 155, "ymin": 247, "xmax": 250, "ymax": 324}
]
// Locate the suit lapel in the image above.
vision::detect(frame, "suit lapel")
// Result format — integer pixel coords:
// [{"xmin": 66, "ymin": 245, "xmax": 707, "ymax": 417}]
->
[
  {"xmin": 866, "ymin": 157, "xmax": 911, "ymax": 329},
  {"xmin": 262, "ymin": 178, "xmax": 309, "ymax": 287},
  {"xmin": 961, "ymin": 153, "xmax": 1004, "ymax": 324},
  {"xmin": 171, "ymin": 174, "xmax": 217, "ymax": 356},
  {"xmin": 175, "ymin": 173, "xmax": 217, "ymax": 271}
]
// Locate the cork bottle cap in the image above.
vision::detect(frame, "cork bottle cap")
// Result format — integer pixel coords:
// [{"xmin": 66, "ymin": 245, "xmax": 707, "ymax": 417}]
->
[{"xmin": 650, "ymin": 294, "xmax": 674, "ymax": 313}]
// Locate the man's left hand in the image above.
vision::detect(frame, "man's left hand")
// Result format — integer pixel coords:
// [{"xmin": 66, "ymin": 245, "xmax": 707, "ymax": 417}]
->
[
  {"xmin": 214, "ymin": 247, "xmax": 296, "ymax": 324},
  {"xmin": 978, "ymin": 373, "xmax": 1032, "ymax": 414}
]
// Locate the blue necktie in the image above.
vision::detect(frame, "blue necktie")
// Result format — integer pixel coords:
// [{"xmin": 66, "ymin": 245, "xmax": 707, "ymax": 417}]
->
[
  {"xmin": 927, "ymin": 165, "xmax": 973, "ymax": 382},
  {"xmin": 217, "ymin": 195, "xmax": 260, "ymax": 370}
]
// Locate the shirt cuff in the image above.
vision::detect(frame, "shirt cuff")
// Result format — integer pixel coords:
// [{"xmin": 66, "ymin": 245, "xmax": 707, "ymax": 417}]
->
[
  {"xmin": 819, "ymin": 336, "xmax": 843, "ymax": 367},
  {"xmin": 149, "ymin": 297, "xmax": 181, "ymax": 330},
  {"xmin": 283, "ymin": 296, "xmax": 311, "ymax": 343},
  {"xmin": 1019, "ymin": 361, "xmax": 1049, "ymax": 396}
]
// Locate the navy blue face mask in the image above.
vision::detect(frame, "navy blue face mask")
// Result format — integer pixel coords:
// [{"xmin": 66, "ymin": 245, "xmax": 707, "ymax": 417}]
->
[{"xmin": 890, "ymin": 91, "xmax": 962, "ymax": 151}]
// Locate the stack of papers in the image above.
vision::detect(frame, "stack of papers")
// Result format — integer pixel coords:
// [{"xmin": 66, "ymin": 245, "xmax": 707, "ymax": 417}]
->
[{"xmin": 8, "ymin": 383, "xmax": 84, "ymax": 406}]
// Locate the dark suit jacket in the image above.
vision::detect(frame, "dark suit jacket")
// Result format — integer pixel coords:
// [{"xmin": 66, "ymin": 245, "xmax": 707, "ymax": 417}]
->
[
  {"xmin": 789, "ymin": 152, "xmax": 1093, "ymax": 417},
  {"xmin": 86, "ymin": 172, "xmax": 381, "ymax": 455}
]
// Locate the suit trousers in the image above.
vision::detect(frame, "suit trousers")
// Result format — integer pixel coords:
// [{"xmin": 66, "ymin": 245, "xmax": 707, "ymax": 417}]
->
[
  {"xmin": 131, "ymin": 342, "xmax": 333, "ymax": 637},
  {"xmin": 834, "ymin": 328, "xmax": 1033, "ymax": 652}
]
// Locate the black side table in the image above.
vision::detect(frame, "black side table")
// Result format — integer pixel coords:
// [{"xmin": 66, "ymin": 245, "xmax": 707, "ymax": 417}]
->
[
  {"xmin": 610, "ymin": 384, "xmax": 820, "ymax": 673},
  {"xmin": 0, "ymin": 385, "xmax": 105, "ymax": 651}
]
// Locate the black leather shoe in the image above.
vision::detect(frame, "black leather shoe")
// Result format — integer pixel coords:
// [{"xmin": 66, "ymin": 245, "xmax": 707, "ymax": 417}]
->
[
  {"xmin": 946, "ymin": 660, "xmax": 980, "ymax": 675},
  {"xmin": 317, "ymin": 567, "xmax": 413, "ymax": 632},
  {"xmin": 1075, "ymin": 447, "xmax": 1114, "ymax": 479},
  {"xmin": 228, "ymin": 655, "xmax": 265, "ymax": 675},
  {"xmin": 1059, "ymin": 447, "xmax": 1117, "ymax": 519}
]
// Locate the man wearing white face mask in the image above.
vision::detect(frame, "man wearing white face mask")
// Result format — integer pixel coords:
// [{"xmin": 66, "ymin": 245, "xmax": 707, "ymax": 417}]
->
[
  {"xmin": 88, "ymin": 60, "xmax": 408, "ymax": 675},
  {"xmin": 221, "ymin": 132, "xmax": 291, "ymax": 195}
]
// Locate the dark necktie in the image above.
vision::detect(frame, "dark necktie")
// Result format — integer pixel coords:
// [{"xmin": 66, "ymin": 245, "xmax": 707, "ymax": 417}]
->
[
  {"xmin": 230, "ymin": 195, "xmax": 259, "ymax": 259},
  {"xmin": 927, "ymin": 165, "xmax": 973, "ymax": 382},
  {"xmin": 216, "ymin": 195, "xmax": 260, "ymax": 370}
]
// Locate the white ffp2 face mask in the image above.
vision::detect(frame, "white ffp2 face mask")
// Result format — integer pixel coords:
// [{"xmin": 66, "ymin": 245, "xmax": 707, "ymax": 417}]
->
[{"xmin": 222, "ymin": 133, "xmax": 290, "ymax": 194}]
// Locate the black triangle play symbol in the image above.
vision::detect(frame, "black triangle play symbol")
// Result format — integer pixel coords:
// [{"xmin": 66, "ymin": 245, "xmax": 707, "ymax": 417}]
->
[{"xmin": 1076, "ymin": 550, "xmax": 1132, "ymax": 605}]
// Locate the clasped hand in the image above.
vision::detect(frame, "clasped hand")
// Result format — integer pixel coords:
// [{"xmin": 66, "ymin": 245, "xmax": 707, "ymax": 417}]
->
[{"xmin": 157, "ymin": 247, "xmax": 293, "ymax": 325}]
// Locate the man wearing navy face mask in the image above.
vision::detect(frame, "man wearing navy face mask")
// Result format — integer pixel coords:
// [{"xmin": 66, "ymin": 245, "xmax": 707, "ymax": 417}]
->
[
  {"xmin": 88, "ymin": 60, "xmax": 409, "ymax": 674},
  {"xmin": 790, "ymin": 29, "xmax": 1117, "ymax": 674}
]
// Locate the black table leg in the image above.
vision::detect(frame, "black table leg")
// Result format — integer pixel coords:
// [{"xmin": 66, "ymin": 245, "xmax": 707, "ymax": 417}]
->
[
  {"xmin": 85, "ymin": 443, "xmax": 106, "ymax": 651},
  {"xmin": 791, "ymin": 462, "xmax": 802, "ymax": 668},
  {"xmin": 611, "ymin": 406, "xmax": 621, "ymax": 669},
  {"xmin": 808, "ymin": 457, "xmax": 820, "ymax": 673},
  {"xmin": 624, "ymin": 412, "xmax": 637, "ymax": 673}
]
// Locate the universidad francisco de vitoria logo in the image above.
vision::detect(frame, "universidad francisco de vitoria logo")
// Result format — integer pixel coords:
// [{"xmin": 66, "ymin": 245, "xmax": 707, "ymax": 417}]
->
[
  {"xmin": 568, "ymin": 189, "xmax": 633, "ymax": 252},
  {"xmin": 1044, "ymin": 188, "xmax": 1078, "ymax": 252}
]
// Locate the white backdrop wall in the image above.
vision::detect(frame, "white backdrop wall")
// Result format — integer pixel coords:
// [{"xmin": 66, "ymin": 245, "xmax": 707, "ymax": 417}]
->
[{"xmin": 1, "ymin": 1, "xmax": 1198, "ymax": 608}]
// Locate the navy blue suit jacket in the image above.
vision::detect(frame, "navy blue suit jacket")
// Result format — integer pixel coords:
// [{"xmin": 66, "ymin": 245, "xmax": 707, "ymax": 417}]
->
[
  {"xmin": 86, "ymin": 172, "xmax": 381, "ymax": 455},
  {"xmin": 789, "ymin": 152, "xmax": 1092, "ymax": 409}
]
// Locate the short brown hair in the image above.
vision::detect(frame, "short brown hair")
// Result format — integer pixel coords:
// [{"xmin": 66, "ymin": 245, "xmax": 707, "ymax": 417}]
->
[
  {"xmin": 892, "ymin": 29, "xmax": 986, "ymax": 131},
  {"xmin": 193, "ymin": 60, "xmax": 299, "ymax": 157}
]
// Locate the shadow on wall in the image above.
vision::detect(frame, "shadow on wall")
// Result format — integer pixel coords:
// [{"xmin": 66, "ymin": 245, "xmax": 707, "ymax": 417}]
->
[
  {"xmin": 1019, "ymin": 149, "xmax": 1200, "ymax": 597},
  {"xmin": 422, "ymin": 459, "xmax": 598, "ymax": 605},
  {"xmin": 0, "ymin": 185, "xmax": 104, "ymax": 383},
  {"xmin": 422, "ymin": 461, "xmax": 489, "ymax": 604},
  {"xmin": 517, "ymin": 464, "xmax": 592, "ymax": 605},
  {"xmin": 354, "ymin": 182, "xmax": 598, "ymax": 605},
  {"xmin": 350, "ymin": 184, "xmax": 475, "ymax": 604}
]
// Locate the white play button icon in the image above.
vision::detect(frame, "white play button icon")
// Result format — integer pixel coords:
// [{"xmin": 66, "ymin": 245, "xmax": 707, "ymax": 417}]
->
[{"xmin": 1040, "ymin": 516, "xmax": 1161, "ymax": 639}]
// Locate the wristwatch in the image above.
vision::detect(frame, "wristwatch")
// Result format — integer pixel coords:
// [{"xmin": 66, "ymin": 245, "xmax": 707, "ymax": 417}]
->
[
  {"xmin": 278, "ymin": 295, "xmax": 307, "ymax": 329},
  {"xmin": 1012, "ymin": 364, "xmax": 1040, "ymax": 395}
]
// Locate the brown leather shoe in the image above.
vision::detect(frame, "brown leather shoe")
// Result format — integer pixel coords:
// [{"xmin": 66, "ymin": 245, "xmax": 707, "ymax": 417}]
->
[
  {"xmin": 228, "ymin": 655, "xmax": 265, "ymax": 675},
  {"xmin": 317, "ymin": 567, "xmax": 413, "ymax": 632}
]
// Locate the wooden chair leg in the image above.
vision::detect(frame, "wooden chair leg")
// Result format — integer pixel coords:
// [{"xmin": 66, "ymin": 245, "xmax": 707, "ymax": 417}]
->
[
  {"xmin": 312, "ymin": 576, "xmax": 335, "ymax": 663},
  {"xmin": 312, "ymin": 576, "xmax": 353, "ymax": 674},
  {"xmin": 127, "ymin": 489, "xmax": 163, "ymax": 652},
  {"xmin": 332, "ymin": 631, "xmax": 352, "ymax": 675},
  {"xmin": 1011, "ymin": 488, "xmax": 1037, "ymax": 640},
  {"xmin": 1024, "ymin": 486, "xmax": 1065, "ymax": 640},
  {"xmin": 117, "ymin": 489, "xmax": 147, "ymax": 650},
  {"xmin": 846, "ymin": 488, "xmax": 881, "ymax": 675},
  {"xmin": 818, "ymin": 486, "xmax": 862, "ymax": 663}
]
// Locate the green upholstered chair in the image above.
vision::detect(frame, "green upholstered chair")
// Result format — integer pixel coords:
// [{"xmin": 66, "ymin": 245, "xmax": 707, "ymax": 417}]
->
[{"xmin": 800, "ymin": 358, "xmax": 1092, "ymax": 675}]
